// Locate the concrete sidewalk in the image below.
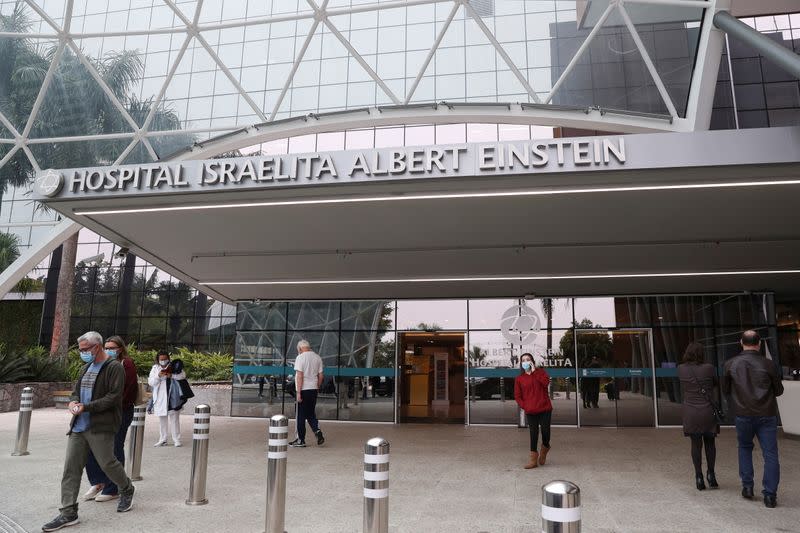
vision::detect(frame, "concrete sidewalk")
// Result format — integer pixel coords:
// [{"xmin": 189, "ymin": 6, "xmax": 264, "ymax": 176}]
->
[{"xmin": 1, "ymin": 409, "xmax": 799, "ymax": 533}]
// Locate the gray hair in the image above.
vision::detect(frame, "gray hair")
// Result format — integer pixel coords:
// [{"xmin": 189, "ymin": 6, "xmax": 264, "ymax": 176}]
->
[
  {"xmin": 77, "ymin": 331, "xmax": 103, "ymax": 346},
  {"xmin": 297, "ymin": 339, "xmax": 311, "ymax": 351}
]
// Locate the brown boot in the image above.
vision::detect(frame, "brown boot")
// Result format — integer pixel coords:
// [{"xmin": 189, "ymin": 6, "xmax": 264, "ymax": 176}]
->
[
  {"xmin": 539, "ymin": 445, "xmax": 550, "ymax": 465},
  {"xmin": 524, "ymin": 451, "xmax": 539, "ymax": 469}
]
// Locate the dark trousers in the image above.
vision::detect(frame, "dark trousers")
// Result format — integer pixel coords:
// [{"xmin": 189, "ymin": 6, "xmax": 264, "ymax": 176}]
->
[
  {"xmin": 735, "ymin": 415, "xmax": 780, "ymax": 497},
  {"xmin": 526, "ymin": 411, "xmax": 552, "ymax": 452},
  {"xmin": 86, "ymin": 405, "xmax": 134, "ymax": 495},
  {"xmin": 61, "ymin": 430, "xmax": 133, "ymax": 516},
  {"xmin": 296, "ymin": 389, "xmax": 320, "ymax": 442}
]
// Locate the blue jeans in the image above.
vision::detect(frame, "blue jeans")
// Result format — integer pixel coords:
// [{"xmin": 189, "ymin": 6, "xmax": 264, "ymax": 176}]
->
[
  {"xmin": 735, "ymin": 415, "xmax": 780, "ymax": 497},
  {"xmin": 86, "ymin": 406, "xmax": 134, "ymax": 495}
]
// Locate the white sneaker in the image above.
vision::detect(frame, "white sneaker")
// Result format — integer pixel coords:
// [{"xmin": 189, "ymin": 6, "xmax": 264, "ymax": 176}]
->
[
  {"xmin": 174, "ymin": 442, "xmax": 182, "ymax": 447},
  {"xmin": 83, "ymin": 485, "xmax": 103, "ymax": 501},
  {"xmin": 153, "ymin": 440, "xmax": 167, "ymax": 447},
  {"xmin": 95, "ymin": 493, "xmax": 119, "ymax": 502}
]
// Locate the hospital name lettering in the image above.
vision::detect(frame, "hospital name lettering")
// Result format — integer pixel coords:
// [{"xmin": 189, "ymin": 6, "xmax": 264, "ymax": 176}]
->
[{"xmin": 64, "ymin": 138, "xmax": 626, "ymax": 194}]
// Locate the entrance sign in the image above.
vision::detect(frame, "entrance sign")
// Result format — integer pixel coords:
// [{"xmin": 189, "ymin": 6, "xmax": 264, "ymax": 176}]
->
[{"xmin": 34, "ymin": 137, "xmax": 627, "ymax": 200}]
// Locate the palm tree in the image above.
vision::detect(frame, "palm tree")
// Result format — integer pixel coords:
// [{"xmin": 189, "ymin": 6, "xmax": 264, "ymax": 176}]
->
[
  {"xmin": 1, "ymin": 5, "xmax": 193, "ymax": 358},
  {"xmin": 0, "ymin": 232, "xmax": 20, "ymax": 271}
]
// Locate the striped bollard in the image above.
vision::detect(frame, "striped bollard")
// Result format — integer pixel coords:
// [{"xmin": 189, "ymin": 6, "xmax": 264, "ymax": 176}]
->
[
  {"xmin": 11, "ymin": 387, "xmax": 33, "ymax": 456},
  {"xmin": 363, "ymin": 437, "xmax": 389, "ymax": 533},
  {"xmin": 264, "ymin": 415, "xmax": 288, "ymax": 533},
  {"xmin": 186, "ymin": 405, "xmax": 211, "ymax": 505},
  {"xmin": 126, "ymin": 405, "xmax": 146, "ymax": 480},
  {"xmin": 542, "ymin": 480, "xmax": 581, "ymax": 532}
]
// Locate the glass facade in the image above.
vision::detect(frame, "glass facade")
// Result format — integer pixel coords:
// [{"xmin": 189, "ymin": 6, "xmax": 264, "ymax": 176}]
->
[{"xmin": 232, "ymin": 293, "xmax": 781, "ymax": 426}]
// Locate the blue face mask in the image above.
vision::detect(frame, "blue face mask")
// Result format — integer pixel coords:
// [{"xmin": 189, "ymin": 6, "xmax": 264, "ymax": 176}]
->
[
  {"xmin": 521, "ymin": 361, "xmax": 533, "ymax": 371},
  {"xmin": 105, "ymin": 349, "xmax": 118, "ymax": 359},
  {"xmin": 80, "ymin": 351, "xmax": 95, "ymax": 363}
]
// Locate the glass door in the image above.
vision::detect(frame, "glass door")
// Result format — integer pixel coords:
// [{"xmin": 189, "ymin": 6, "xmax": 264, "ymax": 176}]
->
[{"xmin": 576, "ymin": 329, "xmax": 657, "ymax": 427}]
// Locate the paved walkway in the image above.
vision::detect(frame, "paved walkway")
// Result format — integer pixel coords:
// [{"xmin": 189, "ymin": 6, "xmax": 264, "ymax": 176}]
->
[{"xmin": 1, "ymin": 409, "xmax": 799, "ymax": 533}]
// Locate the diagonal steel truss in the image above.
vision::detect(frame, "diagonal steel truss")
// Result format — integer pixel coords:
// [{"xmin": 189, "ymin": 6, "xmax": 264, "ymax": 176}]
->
[{"xmin": 0, "ymin": 0, "xmax": 729, "ymax": 300}]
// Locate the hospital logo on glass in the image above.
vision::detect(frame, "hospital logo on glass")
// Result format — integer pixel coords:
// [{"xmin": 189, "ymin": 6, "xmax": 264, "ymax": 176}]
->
[
  {"xmin": 34, "ymin": 169, "xmax": 64, "ymax": 198},
  {"xmin": 500, "ymin": 303, "xmax": 541, "ymax": 345}
]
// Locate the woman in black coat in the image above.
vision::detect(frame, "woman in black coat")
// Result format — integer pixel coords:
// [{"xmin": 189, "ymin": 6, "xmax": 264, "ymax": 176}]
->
[{"xmin": 678, "ymin": 342, "xmax": 720, "ymax": 491}]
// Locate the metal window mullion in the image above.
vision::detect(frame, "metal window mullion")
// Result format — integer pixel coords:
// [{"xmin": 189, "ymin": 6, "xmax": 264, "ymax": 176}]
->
[
  {"xmin": 404, "ymin": 0, "xmax": 460, "ymax": 105},
  {"xmin": 627, "ymin": 0, "xmax": 711, "ymax": 7},
  {"xmin": 337, "ymin": 0, "xmax": 450, "ymax": 17},
  {"xmin": 0, "ymin": 145, "xmax": 20, "ymax": 168},
  {"xmin": 270, "ymin": 1, "xmax": 328, "ymax": 120},
  {"xmin": 322, "ymin": 18, "xmax": 401, "ymax": 105},
  {"xmin": 462, "ymin": 1, "xmax": 542, "ymax": 104},
  {"xmin": 194, "ymin": 33, "xmax": 268, "ymax": 121},
  {"xmin": 21, "ymin": 41, "xmax": 67, "ymax": 138},
  {"xmin": 113, "ymin": 138, "xmax": 142, "ymax": 165},
  {"xmin": 139, "ymin": 33, "xmax": 195, "ymax": 132},
  {"xmin": 617, "ymin": 3, "xmax": 679, "ymax": 119},
  {"xmin": 23, "ymin": 0, "xmax": 63, "ymax": 33},
  {"xmin": 27, "ymin": 132, "xmax": 136, "ymax": 143},
  {"xmin": 0, "ymin": 110, "xmax": 21, "ymax": 138},
  {"xmin": 164, "ymin": 0, "xmax": 268, "ymax": 122},
  {"xmin": 0, "ymin": 32, "xmax": 59, "ymax": 39},
  {"xmin": 545, "ymin": 1, "xmax": 615, "ymax": 104},
  {"xmin": 20, "ymin": 144, "xmax": 41, "ymax": 172},
  {"xmin": 65, "ymin": 39, "xmax": 142, "ymax": 131}
]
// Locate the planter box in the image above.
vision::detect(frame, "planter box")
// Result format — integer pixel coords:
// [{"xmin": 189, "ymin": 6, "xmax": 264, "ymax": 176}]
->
[{"xmin": 0, "ymin": 382, "xmax": 74, "ymax": 413}]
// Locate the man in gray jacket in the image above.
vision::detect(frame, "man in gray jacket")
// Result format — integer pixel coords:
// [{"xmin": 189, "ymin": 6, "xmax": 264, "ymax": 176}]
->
[
  {"xmin": 42, "ymin": 332, "xmax": 135, "ymax": 531},
  {"xmin": 722, "ymin": 330, "xmax": 784, "ymax": 508}
]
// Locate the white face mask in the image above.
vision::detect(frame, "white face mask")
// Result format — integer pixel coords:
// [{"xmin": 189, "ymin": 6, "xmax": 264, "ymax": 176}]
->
[{"xmin": 159, "ymin": 360, "xmax": 170, "ymax": 367}]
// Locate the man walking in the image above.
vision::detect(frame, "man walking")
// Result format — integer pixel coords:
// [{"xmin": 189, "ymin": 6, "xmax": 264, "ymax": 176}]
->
[
  {"xmin": 43, "ymin": 332, "xmax": 135, "ymax": 531},
  {"xmin": 288, "ymin": 340, "xmax": 325, "ymax": 447},
  {"xmin": 722, "ymin": 330, "xmax": 784, "ymax": 508}
]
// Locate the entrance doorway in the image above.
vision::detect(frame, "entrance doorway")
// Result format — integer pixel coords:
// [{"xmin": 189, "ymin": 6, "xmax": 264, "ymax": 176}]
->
[
  {"xmin": 576, "ymin": 329, "xmax": 657, "ymax": 427},
  {"xmin": 398, "ymin": 332, "xmax": 465, "ymax": 423}
]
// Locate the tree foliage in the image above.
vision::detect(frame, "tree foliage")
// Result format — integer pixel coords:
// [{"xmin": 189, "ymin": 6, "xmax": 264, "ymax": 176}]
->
[{"xmin": 559, "ymin": 319, "xmax": 614, "ymax": 366}]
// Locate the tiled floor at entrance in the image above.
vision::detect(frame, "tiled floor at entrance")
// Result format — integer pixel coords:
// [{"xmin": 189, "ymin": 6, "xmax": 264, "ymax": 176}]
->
[{"xmin": 1, "ymin": 409, "xmax": 798, "ymax": 532}]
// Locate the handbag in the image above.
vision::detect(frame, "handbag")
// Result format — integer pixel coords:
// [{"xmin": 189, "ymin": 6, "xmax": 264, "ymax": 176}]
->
[
  {"xmin": 178, "ymin": 378, "xmax": 195, "ymax": 400},
  {"xmin": 688, "ymin": 365, "xmax": 725, "ymax": 423}
]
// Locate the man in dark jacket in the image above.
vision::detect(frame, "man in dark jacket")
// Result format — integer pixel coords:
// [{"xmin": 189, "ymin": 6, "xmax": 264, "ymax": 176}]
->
[
  {"xmin": 722, "ymin": 330, "xmax": 784, "ymax": 508},
  {"xmin": 42, "ymin": 331, "xmax": 136, "ymax": 531}
]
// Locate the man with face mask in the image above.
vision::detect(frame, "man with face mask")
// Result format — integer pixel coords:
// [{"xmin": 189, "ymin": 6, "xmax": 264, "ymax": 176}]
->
[{"xmin": 43, "ymin": 331, "xmax": 135, "ymax": 531}]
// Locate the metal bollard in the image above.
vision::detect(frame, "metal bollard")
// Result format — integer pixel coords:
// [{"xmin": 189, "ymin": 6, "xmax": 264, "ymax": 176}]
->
[
  {"xmin": 542, "ymin": 480, "xmax": 581, "ymax": 533},
  {"xmin": 186, "ymin": 405, "xmax": 211, "ymax": 505},
  {"xmin": 363, "ymin": 437, "xmax": 389, "ymax": 533},
  {"xmin": 354, "ymin": 378, "xmax": 360, "ymax": 406},
  {"xmin": 126, "ymin": 405, "xmax": 146, "ymax": 480},
  {"xmin": 518, "ymin": 408, "xmax": 528, "ymax": 428},
  {"xmin": 500, "ymin": 377, "xmax": 505, "ymax": 402},
  {"xmin": 11, "ymin": 387, "xmax": 33, "ymax": 456},
  {"xmin": 264, "ymin": 415, "xmax": 288, "ymax": 533}
]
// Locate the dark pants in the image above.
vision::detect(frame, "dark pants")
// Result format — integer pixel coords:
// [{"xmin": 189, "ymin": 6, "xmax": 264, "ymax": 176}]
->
[
  {"xmin": 86, "ymin": 405, "xmax": 134, "ymax": 495},
  {"xmin": 296, "ymin": 389, "xmax": 320, "ymax": 442},
  {"xmin": 689, "ymin": 434, "xmax": 716, "ymax": 476},
  {"xmin": 735, "ymin": 415, "xmax": 780, "ymax": 497},
  {"xmin": 582, "ymin": 379, "xmax": 600, "ymax": 407},
  {"xmin": 61, "ymin": 430, "xmax": 133, "ymax": 516},
  {"xmin": 526, "ymin": 411, "xmax": 552, "ymax": 452}
]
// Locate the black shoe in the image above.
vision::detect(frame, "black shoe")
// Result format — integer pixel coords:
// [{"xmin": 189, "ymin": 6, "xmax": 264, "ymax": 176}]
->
[
  {"xmin": 42, "ymin": 514, "xmax": 79, "ymax": 531},
  {"xmin": 742, "ymin": 486, "xmax": 754, "ymax": 500},
  {"xmin": 288, "ymin": 438, "xmax": 306, "ymax": 447},
  {"xmin": 315, "ymin": 430, "xmax": 325, "ymax": 446},
  {"xmin": 764, "ymin": 494, "xmax": 777, "ymax": 508},
  {"xmin": 695, "ymin": 474, "xmax": 706, "ymax": 491},
  {"xmin": 117, "ymin": 485, "xmax": 134, "ymax": 513},
  {"xmin": 706, "ymin": 471, "xmax": 719, "ymax": 489}
]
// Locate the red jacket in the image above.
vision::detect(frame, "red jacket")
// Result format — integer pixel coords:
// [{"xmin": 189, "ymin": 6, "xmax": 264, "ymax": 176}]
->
[
  {"xmin": 514, "ymin": 369, "xmax": 552, "ymax": 414},
  {"xmin": 121, "ymin": 358, "xmax": 138, "ymax": 409}
]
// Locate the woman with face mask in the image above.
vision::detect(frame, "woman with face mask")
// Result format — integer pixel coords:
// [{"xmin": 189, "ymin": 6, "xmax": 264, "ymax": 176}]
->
[
  {"xmin": 83, "ymin": 336, "xmax": 138, "ymax": 502},
  {"xmin": 148, "ymin": 350, "xmax": 187, "ymax": 447},
  {"xmin": 514, "ymin": 353, "xmax": 553, "ymax": 469}
]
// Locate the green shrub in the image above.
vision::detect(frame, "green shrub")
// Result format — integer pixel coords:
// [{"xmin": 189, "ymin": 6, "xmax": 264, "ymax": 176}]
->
[{"xmin": 0, "ymin": 345, "xmax": 29, "ymax": 383}]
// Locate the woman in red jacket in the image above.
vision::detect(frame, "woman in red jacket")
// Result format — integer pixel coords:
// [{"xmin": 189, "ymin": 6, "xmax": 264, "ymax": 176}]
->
[{"xmin": 514, "ymin": 353, "xmax": 553, "ymax": 469}]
